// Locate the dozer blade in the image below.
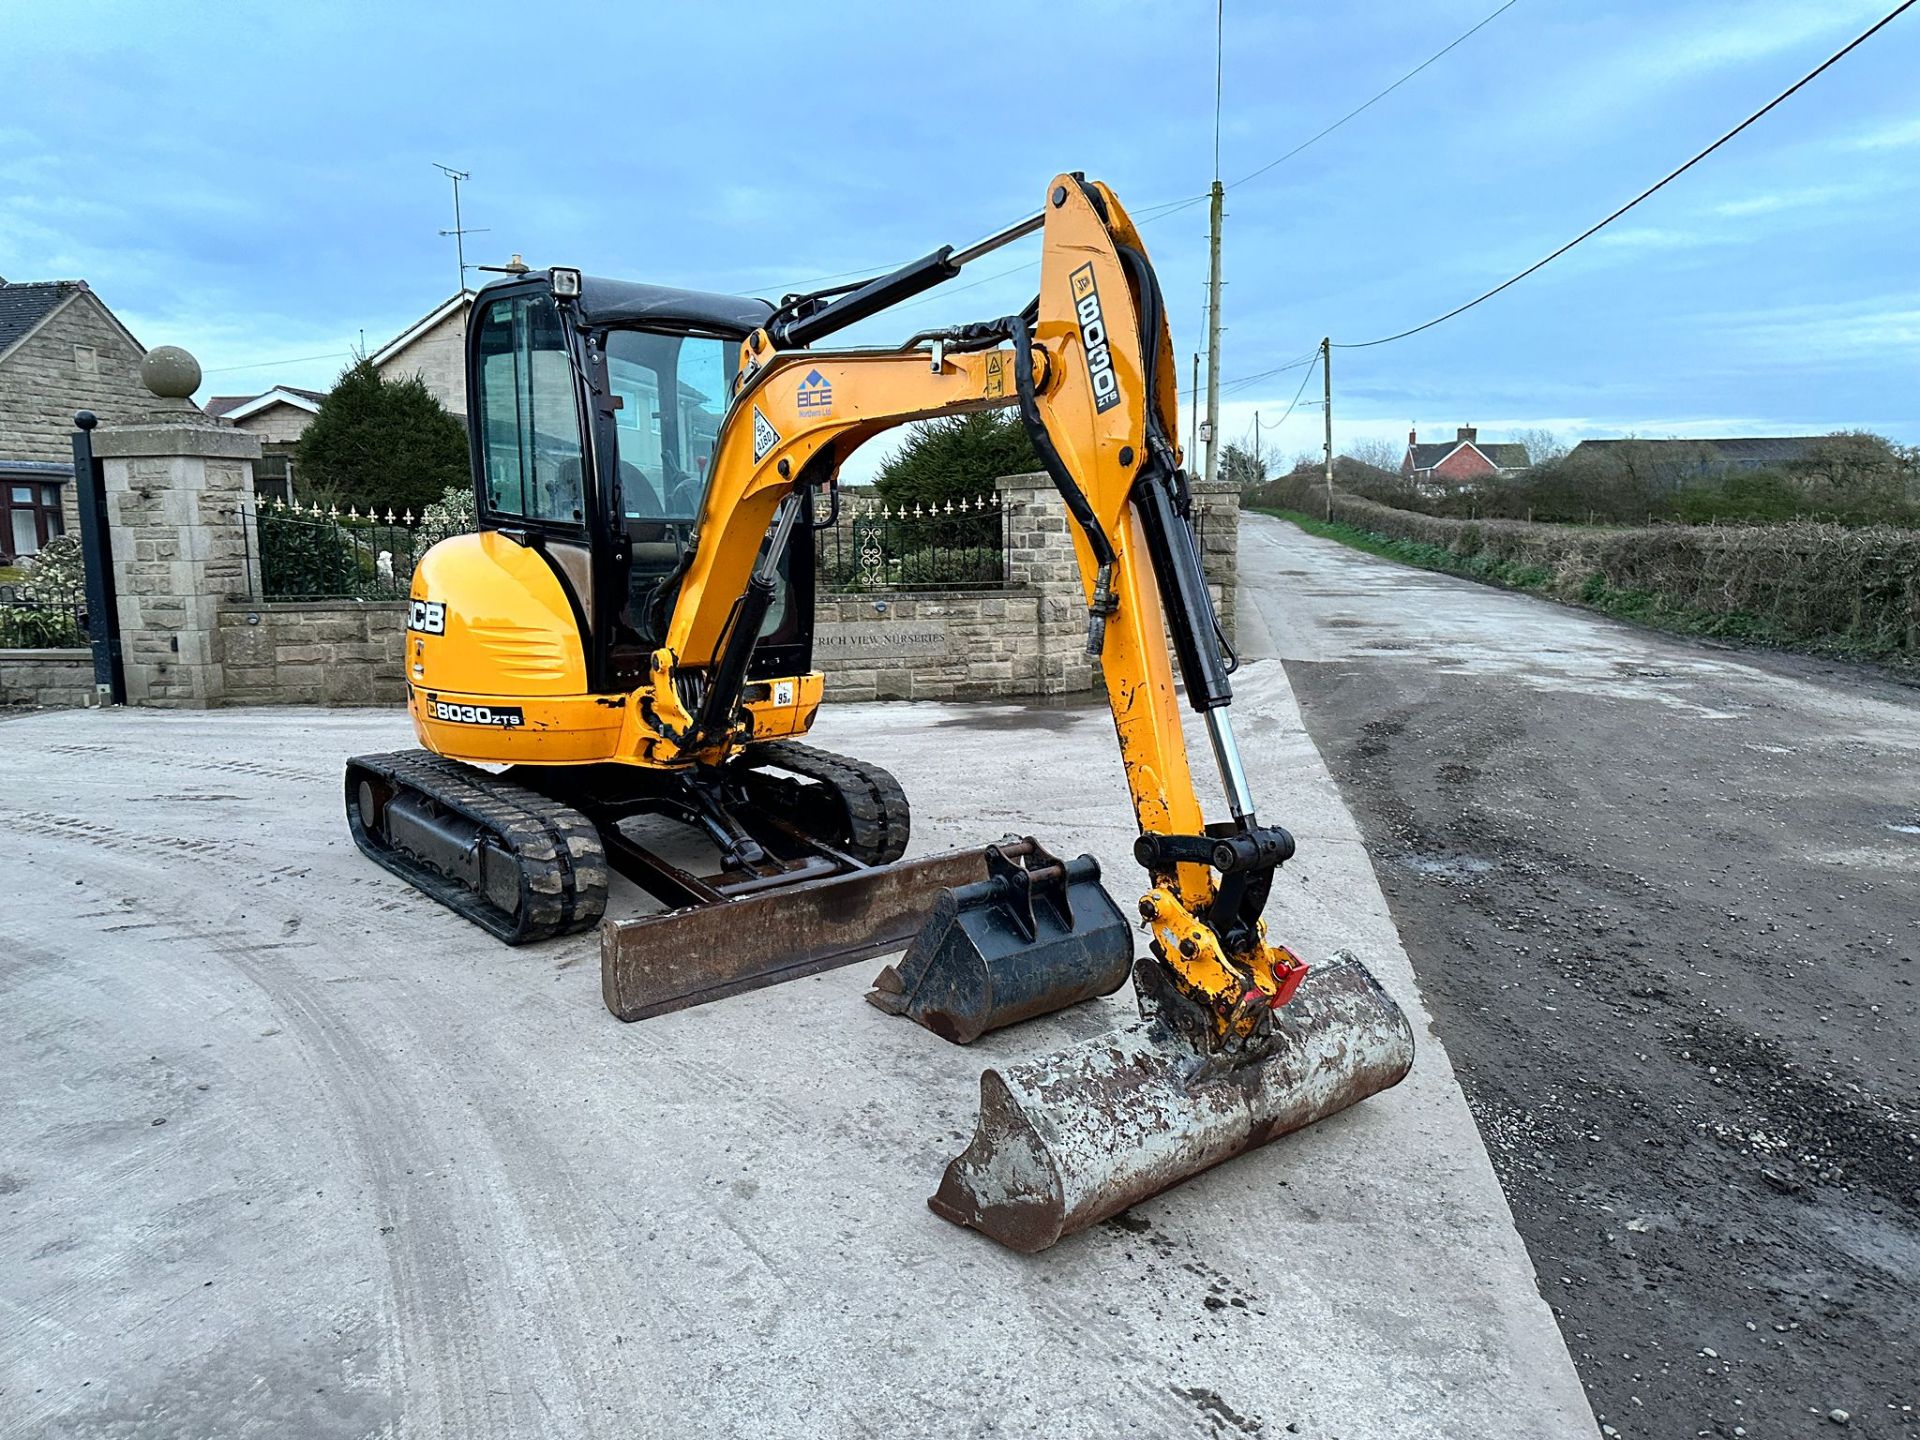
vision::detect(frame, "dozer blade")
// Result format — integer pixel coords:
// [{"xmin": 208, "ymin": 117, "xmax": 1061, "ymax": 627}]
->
[
  {"xmin": 929, "ymin": 953, "xmax": 1415, "ymax": 1252},
  {"xmin": 866, "ymin": 839, "xmax": 1132, "ymax": 1044},
  {"xmin": 601, "ymin": 843, "xmax": 1017, "ymax": 1021}
]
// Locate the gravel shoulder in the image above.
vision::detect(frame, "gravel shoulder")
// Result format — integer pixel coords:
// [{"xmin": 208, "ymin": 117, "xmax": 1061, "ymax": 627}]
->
[{"xmin": 1239, "ymin": 513, "xmax": 1919, "ymax": 1440}]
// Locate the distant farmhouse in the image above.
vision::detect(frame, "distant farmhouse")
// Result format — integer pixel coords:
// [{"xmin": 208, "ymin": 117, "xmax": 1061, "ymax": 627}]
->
[
  {"xmin": 1402, "ymin": 426, "xmax": 1530, "ymax": 489},
  {"xmin": 0, "ymin": 275, "xmax": 199, "ymax": 561},
  {"xmin": 1565, "ymin": 436, "xmax": 1827, "ymax": 478},
  {"xmin": 208, "ymin": 291, "xmax": 473, "ymax": 501}
]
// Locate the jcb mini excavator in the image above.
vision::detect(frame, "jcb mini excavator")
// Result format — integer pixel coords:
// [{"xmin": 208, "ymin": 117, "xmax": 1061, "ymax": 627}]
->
[{"xmin": 346, "ymin": 173, "xmax": 1413, "ymax": 1250}]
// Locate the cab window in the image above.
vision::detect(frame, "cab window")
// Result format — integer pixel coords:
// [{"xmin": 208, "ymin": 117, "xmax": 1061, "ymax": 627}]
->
[
  {"xmin": 605, "ymin": 330, "xmax": 732, "ymax": 522},
  {"xmin": 473, "ymin": 293, "xmax": 587, "ymax": 525}
]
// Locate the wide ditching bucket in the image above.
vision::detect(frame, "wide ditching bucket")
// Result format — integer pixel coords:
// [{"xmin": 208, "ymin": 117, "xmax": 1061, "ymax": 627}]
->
[
  {"xmin": 928, "ymin": 952, "xmax": 1415, "ymax": 1252},
  {"xmin": 866, "ymin": 839, "xmax": 1133, "ymax": 1044},
  {"xmin": 600, "ymin": 841, "xmax": 1017, "ymax": 1022}
]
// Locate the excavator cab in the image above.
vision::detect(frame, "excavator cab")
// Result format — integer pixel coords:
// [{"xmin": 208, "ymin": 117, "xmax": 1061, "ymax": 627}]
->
[{"xmin": 463, "ymin": 277, "xmax": 811, "ymax": 693}]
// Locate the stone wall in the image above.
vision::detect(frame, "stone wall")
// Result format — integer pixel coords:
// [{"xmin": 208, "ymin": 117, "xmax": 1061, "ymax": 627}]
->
[
  {"xmin": 0, "ymin": 648, "xmax": 95, "ymax": 708},
  {"xmin": 219, "ymin": 603, "xmax": 408, "ymax": 705},
  {"xmin": 817, "ymin": 591, "xmax": 1038, "ymax": 701},
  {"xmin": 25, "ymin": 407, "xmax": 1241, "ymax": 710}
]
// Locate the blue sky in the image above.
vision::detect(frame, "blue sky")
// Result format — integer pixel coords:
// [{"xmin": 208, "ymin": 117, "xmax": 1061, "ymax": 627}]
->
[{"xmin": 3, "ymin": 0, "xmax": 1915, "ymax": 476}]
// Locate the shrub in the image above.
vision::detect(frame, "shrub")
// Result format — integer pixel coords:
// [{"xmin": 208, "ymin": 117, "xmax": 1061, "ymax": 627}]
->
[
  {"xmin": 894, "ymin": 546, "xmax": 1003, "ymax": 590},
  {"xmin": 296, "ymin": 358, "xmax": 470, "ymax": 514},
  {"xmin": 258, "ymin": 508, "xmax": 359, "ymax": 599},
  {"xmin": 416, "ymin": 483, "xmax": 478, "ymax": 553},
  {"xmin": 25, "ymin": 534, "xmax": 86, "ymax": 608},
  {"xmin": 0, "ymin": 605, "xmax": 84, "ymax": 648},
  {"xmin": 876, "ymin": 412, "xmax": 1036, "ymax": 548}
]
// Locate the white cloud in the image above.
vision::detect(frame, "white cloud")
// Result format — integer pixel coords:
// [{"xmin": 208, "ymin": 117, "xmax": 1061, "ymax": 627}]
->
[
  {"xmin": 1712, "ymin": 183, "xmax": 1869, "ymax": 217},
  {"xmin": 1589, "ymin": 225, "xmax": 1720, "ymax": 252},
  {"xmin": 1715, "ymin": 293, "xmax": 1920, "ymax": 360},
  {"xmin": 1846, "ymin": 115, "xmax": 1920, "ymax": 151}
]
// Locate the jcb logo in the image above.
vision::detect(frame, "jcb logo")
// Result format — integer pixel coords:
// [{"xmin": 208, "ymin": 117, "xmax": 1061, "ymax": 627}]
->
[
  {"xmin": 408, "ymin": 600, "xmax": 447, "ymax": 635},
  {"xmin": 1069, "ymin": 263, "xmax": 1121, "ymax": 414}
]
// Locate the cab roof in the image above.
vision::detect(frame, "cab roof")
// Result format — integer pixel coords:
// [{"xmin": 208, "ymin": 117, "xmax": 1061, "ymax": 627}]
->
[{"xmin": 475, "ymin": 271, "xmax": 773, "ymax": 340}]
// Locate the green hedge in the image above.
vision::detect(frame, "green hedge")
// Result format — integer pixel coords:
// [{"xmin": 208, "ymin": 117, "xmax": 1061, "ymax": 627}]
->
[{"xmin": 1250, "ymin": 476, "xmax": 1920, "ymax": 662}]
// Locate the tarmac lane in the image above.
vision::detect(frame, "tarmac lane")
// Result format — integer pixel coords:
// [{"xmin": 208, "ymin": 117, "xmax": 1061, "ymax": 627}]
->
[{"xmin": 1239, "ymin": 511, "xmax": 1919, "ymax": 1440}]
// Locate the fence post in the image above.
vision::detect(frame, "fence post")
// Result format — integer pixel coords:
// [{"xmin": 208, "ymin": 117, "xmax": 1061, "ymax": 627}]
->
[{"xmin": 69, "ymin": 411, "xmax": 127, "ymax": 705}]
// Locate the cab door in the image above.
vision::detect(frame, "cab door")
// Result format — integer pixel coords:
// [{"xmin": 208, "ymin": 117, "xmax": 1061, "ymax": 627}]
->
[{"xmin": 468, "ymin": 289, "xmax": 605, "ymax": 684}]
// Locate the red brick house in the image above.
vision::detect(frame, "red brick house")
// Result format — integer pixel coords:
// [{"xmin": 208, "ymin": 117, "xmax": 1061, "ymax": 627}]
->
[{"xmin": 1402, "ymin": 426, "xmax": 1530, "ymax": 484}]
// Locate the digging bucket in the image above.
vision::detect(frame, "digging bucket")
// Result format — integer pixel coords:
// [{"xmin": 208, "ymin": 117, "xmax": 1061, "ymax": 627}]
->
[
  {"xmin": 928, "ymin": 952, "xmax": 1415, "ymax": 1252},
  {"xmin": 866, "ymin": 839, "xmax": 1133, "ymax": 1044}
]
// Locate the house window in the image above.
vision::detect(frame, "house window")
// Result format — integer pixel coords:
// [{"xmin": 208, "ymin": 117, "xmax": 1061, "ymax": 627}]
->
[{"xmin": 2, "ymin": 483, "xmax": 66, "ymax": 561}]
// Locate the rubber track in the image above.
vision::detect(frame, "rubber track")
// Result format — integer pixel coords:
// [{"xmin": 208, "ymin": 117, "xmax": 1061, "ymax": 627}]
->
[
  {"xmin": 745, "ymin": 741, "xmax": 910, "ymax": 867},
  {"xmin": 346, "ymin": 750, "xmax": 608, "ymax": 945}
]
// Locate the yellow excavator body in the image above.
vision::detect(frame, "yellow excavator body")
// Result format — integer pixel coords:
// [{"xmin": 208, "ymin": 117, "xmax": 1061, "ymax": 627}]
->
[
  {"xmin": 405, "ymin": 530, "xmax": 820, "ymax": 766},
  {"xmin": 343, "ymin": 172, "xmax": 1413, "ymax": 1250}
]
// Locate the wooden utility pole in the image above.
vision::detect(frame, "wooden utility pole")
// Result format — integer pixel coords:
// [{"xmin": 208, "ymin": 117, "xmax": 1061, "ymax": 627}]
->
[
  {"xmin": 1321, "ymin": 337, "xmax": 1334, "ymax": 521},
  {"xmin": 1203, "ymin": 0, "xmax": 1225, "ymax": 485},
  {"xmin": 1253, "ymin": 410, "xmax": 1261, "ymax": 477},
  {"xmin": 1204, "ymin": 179, "xmax": 1225, "ymax": 484}
]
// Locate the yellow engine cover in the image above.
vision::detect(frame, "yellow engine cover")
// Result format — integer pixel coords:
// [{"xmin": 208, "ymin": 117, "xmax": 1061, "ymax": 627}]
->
[{"xmin": 405, "ymin": 532, "xmax": 626, "ymax": 764}]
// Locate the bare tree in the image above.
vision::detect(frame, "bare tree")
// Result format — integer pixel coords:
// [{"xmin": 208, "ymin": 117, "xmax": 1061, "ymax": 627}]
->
[
  {"xmin": 1348, "ymin": 436, "xmax": 1404, "ymax": 474},
  {"xmin": 1508, "ymin": 428, "xmax": 1567, "ymax": 466}
]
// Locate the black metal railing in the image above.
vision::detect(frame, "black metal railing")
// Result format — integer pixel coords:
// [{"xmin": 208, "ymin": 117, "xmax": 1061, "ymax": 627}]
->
[
  {"xmin": 241, "ymin": 500, "xmax": 428, "ymax": 601},
  {"xmin": 0, "ymin": 581, "xmax": 88, "ymax": 648},
  {"xmin": 239, "ymin": 493, "xmax": 1015, "ymax": 602},
  {"xmin": 816, "ymin": 495, "xmax": 1007, "ymax": 592}
]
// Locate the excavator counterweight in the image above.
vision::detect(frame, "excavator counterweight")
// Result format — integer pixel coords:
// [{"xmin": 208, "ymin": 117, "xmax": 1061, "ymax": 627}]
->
[{"xmin": 344, "ymin": 170, "xmax": 1413, "ymax": 1250}]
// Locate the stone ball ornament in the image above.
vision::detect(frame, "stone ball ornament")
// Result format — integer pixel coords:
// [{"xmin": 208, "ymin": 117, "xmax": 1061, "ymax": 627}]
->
[{"xmin": 140, "ymin": 345, "xmax": 202, "ymax": 400}]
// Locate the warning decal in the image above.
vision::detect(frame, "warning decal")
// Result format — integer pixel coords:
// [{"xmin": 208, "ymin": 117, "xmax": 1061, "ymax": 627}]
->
[{"xmin": 752, "ymin": 406, "xmax": 780, "ymax": 462}]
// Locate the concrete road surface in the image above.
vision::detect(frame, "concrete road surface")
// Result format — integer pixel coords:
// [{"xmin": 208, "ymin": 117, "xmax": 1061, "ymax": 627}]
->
[
  {"xmin": 1239, "ymin": 513, "xmax": 1918, "ymax": 1440},
  {"xmin": 0, "ymin": 637, "xmax": 1592, "ymax": 1435}
]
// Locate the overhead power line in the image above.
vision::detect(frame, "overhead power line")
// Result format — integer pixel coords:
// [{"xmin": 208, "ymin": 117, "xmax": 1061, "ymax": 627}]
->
[
  {"xmin": 1333, "ymin": 0, "xmax": 1918, "ymax": 350},
  {"xmin": 763, "ymin": 4, "xmax": 1520, "ymax": 306},
  {"xmin": 1184, "ymin": 349, "xmax": 1318, "ymax": 400},
  {"xmin": 203, "ymin": 349, "xmax": 353, "ymax": 376},
  {"xmin": 1267, "ymin": 352, "xmax": 1322, "ymax": 430},
  {"xmin": 1228, "ymin": 0, "xmax": 1523, "ymax": 191}
]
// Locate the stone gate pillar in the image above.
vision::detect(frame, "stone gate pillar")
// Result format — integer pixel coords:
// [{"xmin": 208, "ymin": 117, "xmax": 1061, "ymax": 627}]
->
[
  {"xmin": 1189, "ymin": 477, "xmax": 1241, "ymax": 646},
  {"xmin": 88, "ymin": 351, "xmax": 259, "ymax": 707}
]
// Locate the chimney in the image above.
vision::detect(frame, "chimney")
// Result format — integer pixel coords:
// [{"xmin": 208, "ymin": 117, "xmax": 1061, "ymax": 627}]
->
[
  {"xmin": 1457, "ymin": 425, "xmax": 1477, "ymax": 443},
  {"xmin": 1408, "ymin": 427, "xmax": 1417, "ymax": 447}
]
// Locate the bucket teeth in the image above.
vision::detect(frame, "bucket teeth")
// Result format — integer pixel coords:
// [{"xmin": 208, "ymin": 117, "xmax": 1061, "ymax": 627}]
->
[
  {"xmin": 928, "ymin": 953, "xmax": 1415, "ymax": 1252},
  {"xmin": 866, "ymin": 839, "xmax": 1133, "ymax": 1044}
]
